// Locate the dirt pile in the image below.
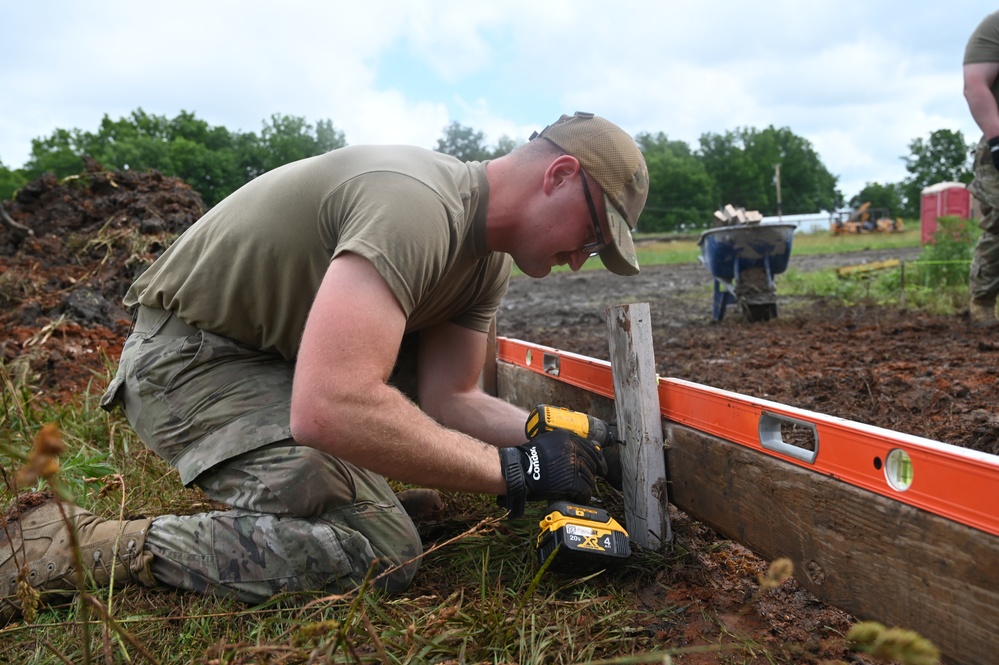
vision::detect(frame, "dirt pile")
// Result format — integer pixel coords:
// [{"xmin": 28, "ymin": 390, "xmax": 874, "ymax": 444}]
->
[{"xmin": 1, "ymin": 159, "xmax": 204, "ymax": 402}]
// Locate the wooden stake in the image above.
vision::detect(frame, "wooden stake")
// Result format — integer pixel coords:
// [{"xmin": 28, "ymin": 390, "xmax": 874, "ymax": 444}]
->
[{"xmin": 606, "ymin": 303, "xmax": 671, "ymax": 549}]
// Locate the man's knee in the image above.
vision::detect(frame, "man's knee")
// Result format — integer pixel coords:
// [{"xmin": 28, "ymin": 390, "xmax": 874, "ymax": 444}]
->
[
  {"xmin": 199, "ymin": 443, "xmax": 390, "ymax": 518},
  {"xmin": 336, "ymin": 502, "xmax": 423, "ymax": 594}
]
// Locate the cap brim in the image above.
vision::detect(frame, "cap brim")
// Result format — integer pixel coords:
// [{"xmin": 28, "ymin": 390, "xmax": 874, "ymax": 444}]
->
[{"xmin": 597, "ymin": 193, "xmax": 640, "ymax": 276}]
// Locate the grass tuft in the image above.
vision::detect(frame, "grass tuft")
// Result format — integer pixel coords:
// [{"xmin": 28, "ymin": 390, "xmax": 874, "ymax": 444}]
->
[{"xmin": 778, "ymin": 223, "xmax": 975, "ymax": 315}]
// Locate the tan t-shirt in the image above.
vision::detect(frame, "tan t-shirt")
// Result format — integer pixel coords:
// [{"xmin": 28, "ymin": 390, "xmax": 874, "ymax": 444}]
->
[
  {"xmin": 965, "ymin": 12, "xmax": 999, "ymax": 108},
  {"xmin": 126, "ymin": 145, "xmax": 511, "ymax": 360}
]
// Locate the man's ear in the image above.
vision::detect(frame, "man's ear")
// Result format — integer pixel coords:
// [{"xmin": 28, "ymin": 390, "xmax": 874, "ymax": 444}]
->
[{"xmin": 542, "ymin": 154, "xmax": 580, "ymax": 194}]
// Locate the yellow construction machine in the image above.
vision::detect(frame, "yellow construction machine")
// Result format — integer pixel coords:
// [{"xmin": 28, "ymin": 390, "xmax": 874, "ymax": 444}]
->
[{"xmin": 830, "ymin": 202, "xmax": 904, "ymax": 235}]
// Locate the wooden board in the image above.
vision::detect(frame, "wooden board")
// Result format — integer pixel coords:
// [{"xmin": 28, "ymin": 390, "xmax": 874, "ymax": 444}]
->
[
  {"xmin": 666, "ymin": 422, "xmax": 999, "ymax": 665},
  {"xmin": 496, "ymin": 360, "xmax": 615, "ymax": 426}
]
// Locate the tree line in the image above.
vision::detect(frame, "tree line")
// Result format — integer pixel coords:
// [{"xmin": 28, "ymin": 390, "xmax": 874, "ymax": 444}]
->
[
  {"xmin": 839, "ymin": 128, "xmax": 976, "ymax": 225},
  {"xmin": 0, "ymin": 109, "xmax": 975, "ymax": 231},
  {"xmin": 0, "ymin": 110, "xmax": 346, "ymax": 207}
]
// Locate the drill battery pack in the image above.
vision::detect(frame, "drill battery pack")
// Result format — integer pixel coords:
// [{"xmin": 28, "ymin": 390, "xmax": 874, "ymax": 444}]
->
[{"xmin": 536, "ymin": 501, "xmax": 631, "ymax": 569}]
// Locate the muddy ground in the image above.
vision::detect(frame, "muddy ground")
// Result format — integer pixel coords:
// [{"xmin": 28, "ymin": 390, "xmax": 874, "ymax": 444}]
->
[
  {"xmin": 3, "ymin": 167, "xmax": 994, "ymax": 662},
  {"xmin": 498, "ymin": 245, "xmax": 999, "ymax": 456}
]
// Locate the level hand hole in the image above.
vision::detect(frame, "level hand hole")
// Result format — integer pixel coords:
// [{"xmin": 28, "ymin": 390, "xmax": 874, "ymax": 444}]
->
[{"xmin": 758, "ymin": 412, "xmax": 819, "ymax": 464}]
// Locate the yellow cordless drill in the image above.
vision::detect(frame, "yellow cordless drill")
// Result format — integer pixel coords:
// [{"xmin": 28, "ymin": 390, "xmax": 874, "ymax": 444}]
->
[
  {"xmin": 526, "ymin": 404, "xmax": 630, "ymax": 568},
  {"xmin": 526, "ymin": 404, "xmax": 617, "ymax": 449}
]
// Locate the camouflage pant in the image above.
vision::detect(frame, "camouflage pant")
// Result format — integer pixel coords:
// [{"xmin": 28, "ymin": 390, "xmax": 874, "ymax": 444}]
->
[
  {"xmin": 101, "ymin": 307, "xmax": 421, "ymax": 603},
  {"xmin": 969, "ymin": 138, "xmax": 999, "ymax": 302}
]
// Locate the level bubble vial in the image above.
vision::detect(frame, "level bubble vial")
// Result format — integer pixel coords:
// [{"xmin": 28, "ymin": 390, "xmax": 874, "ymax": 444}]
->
[{"xmin": 884, "ymin": 449, "xmax": 913, "ymax": 491}]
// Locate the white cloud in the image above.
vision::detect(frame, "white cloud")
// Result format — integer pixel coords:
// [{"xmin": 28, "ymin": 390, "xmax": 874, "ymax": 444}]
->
[{"xmin": 0, "ymin": 1, "xmax": 990, "ymax": 202}]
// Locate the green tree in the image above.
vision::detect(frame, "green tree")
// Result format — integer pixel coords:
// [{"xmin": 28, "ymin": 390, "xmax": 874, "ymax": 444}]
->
[
  {"xmin": 849, "ymin": 182, "xmax": 903, "ymax": 214},
  {"xmin": 166, "ymin": 111, "xmax": 244, "ymax": 204},
  {"xmin": 0, "ymin": 159, "xmax": 29, "ymax": 202},
  {"xmin": 17, "ymin": 109, "xmax": 347, "ymax": 207},
  {"xmin": 698, "ymin": 130, "xmax": 764, "ymax": 210},
  {"xmin": 900, "ymin": 129, "xmax": 973, "ymax": 217},
  {"xmin": 168, "ymin": 136, "xmax": 240, "ymax": 206},
  {"xmin": 434, "ymin": 122, "xmax": 492, "ymax": 162},
  {"xmin": 699, "ymin": 126, "xmax": 842, "ymax": 215},
  {"xmin": 257, "ymin": 114, "xmax": 346, "ymax": 174},
  {"xmin": 88, "ymin": 109, "xmax": 174, "ymax": 172},
  {"xmin": 490, "ymin": 135, "xmax": 518, "ymax": 159},
  {"xmin": 636, "ymin": 132, "xmax": 715, "ymax": 231},
  {"xmin": 24, "ymin": 127, "xmax": 92, "ymax": 178}
]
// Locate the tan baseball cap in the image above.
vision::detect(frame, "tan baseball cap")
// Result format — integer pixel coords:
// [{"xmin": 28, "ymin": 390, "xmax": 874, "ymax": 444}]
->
[{"xmin": 530, "ymin": 112, "xmax": 649, "ymax": 276}]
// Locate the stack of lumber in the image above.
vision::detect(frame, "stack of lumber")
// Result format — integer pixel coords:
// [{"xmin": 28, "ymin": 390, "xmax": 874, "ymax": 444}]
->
[{"xmin": 712, "ymin": 204, "xmax": 763, "ymax": 227}]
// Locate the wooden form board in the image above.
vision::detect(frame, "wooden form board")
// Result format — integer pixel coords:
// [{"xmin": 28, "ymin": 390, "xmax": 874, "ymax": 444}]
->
[{"xmin": 666, "ymin": 422, "xmax": 999, "ymax": 665}]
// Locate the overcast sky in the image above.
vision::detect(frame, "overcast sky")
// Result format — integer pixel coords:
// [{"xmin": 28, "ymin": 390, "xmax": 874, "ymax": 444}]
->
[{"xmin": 1, "ymin": 2, "xmax": 992, "ymax": 203}]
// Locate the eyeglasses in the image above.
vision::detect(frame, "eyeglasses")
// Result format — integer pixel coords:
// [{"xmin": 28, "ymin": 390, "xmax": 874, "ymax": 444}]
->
[{"xmin": 578, "ymin": 170, "xmax": 607, "ymax": 256}]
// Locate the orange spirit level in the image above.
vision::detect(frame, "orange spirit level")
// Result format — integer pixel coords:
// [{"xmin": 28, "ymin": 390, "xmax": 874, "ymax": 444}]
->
[{"xmin": 497, "ymin": 337, "xmax": 999, "ymax": 538}]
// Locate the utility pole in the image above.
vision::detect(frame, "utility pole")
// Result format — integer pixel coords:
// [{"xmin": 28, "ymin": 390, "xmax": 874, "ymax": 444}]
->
[{"xmin": 774, "ymin": 163, "xmax": 783, "ymax": 222}]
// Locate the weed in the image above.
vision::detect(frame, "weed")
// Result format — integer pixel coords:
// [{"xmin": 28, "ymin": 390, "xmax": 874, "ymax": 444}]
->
[
  {"xmin": 848, "ymin": 621, "xmax": 940, "ymax": 665},
  {"xmin": 778, "ymin": 225, "xmax": 973, "ymax": 315},
  {"xmin": 913, "ymin": 216, "xmax": 977, "ymax": 288},
  {"xmin": 757, "ymin": 557, "xmax": 794, "ymax": 591}
]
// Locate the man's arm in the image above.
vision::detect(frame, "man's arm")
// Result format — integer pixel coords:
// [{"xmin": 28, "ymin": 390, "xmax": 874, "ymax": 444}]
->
[
  {"xmin": 289, "ymin": 252, "xmax": 507, "ymax": 495},
  {"xmin": 964, "ymin": 62, "xmax": 999, "ymax": 138},
  {"xmin": 415, "ymin": 319, "xmax": 529, "ymax": 448}
]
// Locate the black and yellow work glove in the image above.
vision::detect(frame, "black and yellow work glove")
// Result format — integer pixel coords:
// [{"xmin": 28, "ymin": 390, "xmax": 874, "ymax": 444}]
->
[
  {"xmin": 988, "ymin": 135, "xmax": 999, "ymax": 170},
  {"xmin": 497, "ymin": 430, "xmax": 607, "ymax": 518}
]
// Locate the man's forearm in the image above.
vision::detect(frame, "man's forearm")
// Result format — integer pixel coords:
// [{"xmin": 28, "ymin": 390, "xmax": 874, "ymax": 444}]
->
[
  {"xmin": 434, "ymin": 390, "xmax": 530, "ymax": 448},
  {"xmin": 291, "ymin": 381, "xmax": 509, "ymax": 495}
]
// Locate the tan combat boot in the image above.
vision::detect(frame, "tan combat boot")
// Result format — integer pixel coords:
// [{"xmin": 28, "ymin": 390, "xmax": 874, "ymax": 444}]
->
[
  {"xmin": 970, "ymin": 297, "xmax": 997, "ymax": 326},
  {"xmin": 0, "ymin": 493, "xmax": 155, "ymax": 622},
  {"xmin": 395, "ymin": 488, "xmax": 444, "ymax": 522}
]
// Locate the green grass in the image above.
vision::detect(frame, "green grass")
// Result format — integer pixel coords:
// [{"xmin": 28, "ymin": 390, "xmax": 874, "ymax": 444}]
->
[
  {"xmin": 778, "ymin": 220, "xmax": 976, "ymax": 315},
  {"xmin": 629, "ymin": 226, "xmax": 924, "ymax": 268},
  {"xmin": 526, "ymin": 224, "xmax": 974, "ymax": 317},
  {"xmin": 783, "ymin": 226, "xmax": 922, "ymax": 255},
  {"xmin": 516, "ymin": 224, "xmax": 925, "ymax": 277},
  {"xmin": 0, "ymin": 366, "xmax": 776, "ymax": 664}
]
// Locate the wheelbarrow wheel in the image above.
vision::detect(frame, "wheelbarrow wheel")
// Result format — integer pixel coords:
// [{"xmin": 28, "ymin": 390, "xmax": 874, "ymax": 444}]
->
[{"xmin": 742, "ymin": 302, "xmax": 778, "ymax": 323}]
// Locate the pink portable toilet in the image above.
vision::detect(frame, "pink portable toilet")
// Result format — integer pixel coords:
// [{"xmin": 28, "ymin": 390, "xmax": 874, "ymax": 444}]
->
[{"xmin": 920, "ymin": 182, "xmax": 972, "ymax": 244}]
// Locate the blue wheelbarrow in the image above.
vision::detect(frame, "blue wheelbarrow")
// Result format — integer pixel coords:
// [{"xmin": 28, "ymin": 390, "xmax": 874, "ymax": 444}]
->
[{"xmin": 698, "ymin": 223, "xmax": 796, "ymax": 322}]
